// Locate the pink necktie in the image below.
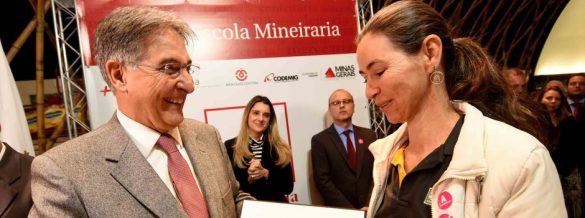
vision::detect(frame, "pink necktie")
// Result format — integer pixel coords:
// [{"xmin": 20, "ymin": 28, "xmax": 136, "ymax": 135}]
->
[
  {"xmin": 157, "ymin": 134, "xmax": 209, "ymax": 218},
  {"xmin": 343, "ymin": 130, "xmax": 357, "ymax": 170}
]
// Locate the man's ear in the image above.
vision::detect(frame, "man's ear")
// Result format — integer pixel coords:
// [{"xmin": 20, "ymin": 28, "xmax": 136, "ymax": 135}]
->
[
  {"xmin": 105, "ymin": 60, "xmax": 127, "ymax": 93},
  {"xmin": 420, "ymin": 34, "xmax": 443, "ymax": 74}
]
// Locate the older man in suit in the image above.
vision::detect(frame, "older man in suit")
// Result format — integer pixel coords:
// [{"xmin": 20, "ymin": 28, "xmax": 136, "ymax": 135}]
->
[
  {"xmin": 29, "ymin": 7, "xmax": 253, "ymax": 217},
  {"xmin": 0, "ymin": 124, "xmax": 33, "ymax": 218},
  {"xmin": 311, "ymin": 89, "xmax": 377, "ymax": 210}
]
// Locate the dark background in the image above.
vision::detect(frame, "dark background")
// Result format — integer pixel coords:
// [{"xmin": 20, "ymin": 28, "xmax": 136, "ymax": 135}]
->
[{"xmin": 1, "ymin": 0, "xmax": 58, "ymax": 81}]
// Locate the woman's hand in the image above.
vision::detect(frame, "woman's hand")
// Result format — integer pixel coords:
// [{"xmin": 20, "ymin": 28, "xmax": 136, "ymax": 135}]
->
[{"xmin": 247, "ymin": 159, "xmax": 269, "ymax": 183}]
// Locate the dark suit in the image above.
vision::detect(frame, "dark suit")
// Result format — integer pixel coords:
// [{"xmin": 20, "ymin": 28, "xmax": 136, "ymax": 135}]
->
[
  {"xmin": 29, "ymin": 115, "xmax": 254, "ymax": 217},
  {"xmin": 224, "ymin": 137, "xmax": 294, "ymax": 202},
  {"xmin": 0, "ymin": 142, "xmax": 33, "ymax": 218},
  {"xmin": 311, "ymin": 124, "xmax": 376, "ymax": 208}
]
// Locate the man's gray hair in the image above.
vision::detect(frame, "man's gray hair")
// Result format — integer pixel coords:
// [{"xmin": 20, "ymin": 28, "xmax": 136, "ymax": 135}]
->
[{"xmin": 93, "ymin": 7, "xmax": 194, "ymax": 90}]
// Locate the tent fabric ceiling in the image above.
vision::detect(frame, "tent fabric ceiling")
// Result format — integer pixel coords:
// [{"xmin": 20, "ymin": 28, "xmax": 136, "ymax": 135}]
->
[
  {"xmin": 1, "ymin": 0, "xmax": 571, "ymax": 81},
  {"xmin": 535, "ymin": 0, "xmax": 585, "ymax": 76},
  {"xmin": 371, "ymin": 0, "xmax": 569, "ymax": 77}
]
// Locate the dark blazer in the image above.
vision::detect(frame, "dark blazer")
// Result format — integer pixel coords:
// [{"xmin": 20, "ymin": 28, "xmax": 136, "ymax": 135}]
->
[
  {"xmin": 29, "ymin": 115, "xmax": 254, "ymax": 218},
  {"xmin": 311, "ymin": 124, "xmax": 376, "ymax": 208},
  {"xmin": 224, "ymin": 136, "xmax": 293, "ymax": 202},
  {"xmin": 553, "ymin": 115, "xmax": 585, "ymax": 176},
  {"xmin": 0, "ymin": 142, "xmax": 33, "ymax": 218}
]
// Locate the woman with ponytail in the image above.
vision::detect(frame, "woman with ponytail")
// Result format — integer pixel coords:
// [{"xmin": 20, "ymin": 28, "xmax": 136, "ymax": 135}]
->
[
  {"xmin": 356, "ymin": 1, "xmax": 565, "ymax": 217},
  {"xmin": 224, "ymin": 95, "xmax": 293, "ymax": 202}
]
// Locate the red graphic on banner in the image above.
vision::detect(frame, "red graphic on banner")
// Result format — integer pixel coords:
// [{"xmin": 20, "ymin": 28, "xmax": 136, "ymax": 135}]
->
[
  {"xmin": 264, "ymin": 73, "xmax": 274, "ymax": 82},
  {"xmin": 287, "ymin": 193, "xmax": 299, "ymax": 203},
  {"xmin": 75, "ymin": 0, "xmax": 358, "ymax": 65},
  {"xmin": 325, "ymin": 67, "xmax": 336, "ymax": 78},
  {"xmin": 100, "ymin": 86, "xmax": 111, "ymax": 96},
  {"xmin": 439, "ymin": 214, "xmax": 453, "ymax": 218},
  {"xmin": 235, "ymin": 69, "xmax": 248, "ymax": 81}
]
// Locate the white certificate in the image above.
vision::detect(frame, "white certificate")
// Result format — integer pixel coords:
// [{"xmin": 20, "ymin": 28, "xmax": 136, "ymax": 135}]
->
[{"xmin": 241, "ymin": 200, "xmax": 365, "ymax": 218}]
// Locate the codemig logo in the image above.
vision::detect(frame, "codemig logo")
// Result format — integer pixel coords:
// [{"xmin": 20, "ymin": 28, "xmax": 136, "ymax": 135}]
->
[
  {"xmin": 264, "ymin": 73, "xmax": 299, "ymax": 82},
  {"xmin": 325, "ymin": 65, "xmax": 356, "ymax": 78}
]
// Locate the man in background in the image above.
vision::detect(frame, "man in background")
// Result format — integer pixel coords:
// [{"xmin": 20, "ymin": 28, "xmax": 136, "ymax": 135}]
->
[
  {"xmin": 311, "ymin": 89, "xmax": 377, "ymax": 210},
  {"xmin": 504, "ymin": 67, "xmax": 528, "ymax": 96},
  {"xmin": 566, "ymin": 74, "xmax": 585, "ymax": 119},
  {"xmin": 29, "ymin": 7, "xmax": 252, "ymax": 217},
  {"xmin": 0, "ymin": 124, "xmax": 33, "ymax": 218}
]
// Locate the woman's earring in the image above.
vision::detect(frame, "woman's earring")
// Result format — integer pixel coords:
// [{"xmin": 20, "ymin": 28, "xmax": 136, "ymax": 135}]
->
[{"xmin": 430, "ymin": 68, "xmax": 444, "ymax": 84}]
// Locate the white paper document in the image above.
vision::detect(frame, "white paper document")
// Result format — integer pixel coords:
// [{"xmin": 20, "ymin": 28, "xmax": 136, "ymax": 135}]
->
[{"xmin": 241, "ymin": 200, "xmax": 365, "ymax": 218}]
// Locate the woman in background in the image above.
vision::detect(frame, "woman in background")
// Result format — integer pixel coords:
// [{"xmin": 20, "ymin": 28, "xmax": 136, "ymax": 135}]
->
[
  {"xmin": 540, "ymin": 86, "xmax": 584, "ymax": 218},
  {"xmin": 356, "ymin": 1, "xmax": 565, "ymax": 217},
  {"xmin": 539, "ymin": 86, "xmax": 572, "ymax": 127},
  {"xmin": 224, "ymin": 95, "xmax": 293, "ymax": 202}
]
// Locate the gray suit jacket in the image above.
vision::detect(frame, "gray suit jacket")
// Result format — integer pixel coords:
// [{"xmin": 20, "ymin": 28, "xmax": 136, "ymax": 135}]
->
[{"xmin": 29, "ymin": 116, "xmax": 253, "ymax": 217}]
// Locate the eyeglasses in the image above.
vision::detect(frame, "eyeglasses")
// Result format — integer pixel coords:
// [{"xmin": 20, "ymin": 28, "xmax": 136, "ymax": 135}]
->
[
  {"xmin": 329, "ymin": 99, "xmax": 353, "ymax": 106},
  {"xmin": 136, "ymin": 62, "xmax": 200, "ymax": 78}
]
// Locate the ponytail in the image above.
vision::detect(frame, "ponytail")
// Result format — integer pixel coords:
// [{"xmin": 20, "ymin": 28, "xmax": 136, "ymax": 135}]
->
[{"xmin": 448, "ymin": 38, "xmax": 550, "ymax": 146}]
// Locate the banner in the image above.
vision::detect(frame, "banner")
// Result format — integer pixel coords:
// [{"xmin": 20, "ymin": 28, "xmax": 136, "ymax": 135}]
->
[
  {"xmin": 0, "ymin": 40, "xmax": 35, "ymax": 155},
  {"xmin": 77, "ymin": 0, "xmax": 366, "ymax": 204}
]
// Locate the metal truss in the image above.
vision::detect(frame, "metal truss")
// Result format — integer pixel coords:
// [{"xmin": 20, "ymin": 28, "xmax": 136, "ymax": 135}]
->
[{"xmin": 51, "ymin": 0, "xmax": 90, "ymax": 139}]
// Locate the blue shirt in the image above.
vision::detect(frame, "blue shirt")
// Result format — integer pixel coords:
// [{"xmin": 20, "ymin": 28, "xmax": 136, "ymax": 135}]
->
[
  {"xmin": 333, "ymin": 124, "xmax": 356, "ymax": 152},
  {"xmin": 567, "ymin": 97, "xmax": 585, "ymax": 113}
]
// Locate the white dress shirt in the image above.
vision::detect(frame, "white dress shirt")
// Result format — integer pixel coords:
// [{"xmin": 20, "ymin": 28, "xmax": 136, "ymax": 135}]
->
[
  {"xmin": 116, "ymin": 110, "xmax": 202, "ymax": 198},
  {"xmin": 333, "ymin": 123, "xmax": 356, "ymax": 152}
]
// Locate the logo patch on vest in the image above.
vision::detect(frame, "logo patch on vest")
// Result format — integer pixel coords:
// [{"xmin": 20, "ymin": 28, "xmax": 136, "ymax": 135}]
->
[
  {"xmin": 438, "ymin": 191, "xmax": 453, "ymax": 210},
  {"xmin": 423, "ymin": 188, "xmax": 432, "ymax": 205}
]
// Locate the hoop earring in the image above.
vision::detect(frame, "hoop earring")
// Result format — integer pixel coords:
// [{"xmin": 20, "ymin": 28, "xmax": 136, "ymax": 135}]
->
[{"xmin": 430, "ymin": 69, "xmax": 444, "ymax": 84}]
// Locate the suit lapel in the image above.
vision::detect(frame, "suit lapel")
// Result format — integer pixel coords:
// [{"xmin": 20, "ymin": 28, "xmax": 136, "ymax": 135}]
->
[
  {"xmin": 179, "ymin": 124, "xmax": 220, "ymax": 218},
  {"xmin": 104, "ymin": 116, "xmax": 186, "ymax": 218},
  {"xmin": 0, "ymin": 143, "xmax": 18, "ymax": 215},
  {"xmin": 0, "ymin": 177, "xmax": 16, "ymax": 216},
  {"xmin": 326, "ymin": 125, "xmax": 353, "ymax": 171}
]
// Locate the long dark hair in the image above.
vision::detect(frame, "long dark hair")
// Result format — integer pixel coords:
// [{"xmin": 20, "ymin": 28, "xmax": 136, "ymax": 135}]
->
[{"xmin": 358, "ymin": 0, "xmax": 548, "ymax": 144}]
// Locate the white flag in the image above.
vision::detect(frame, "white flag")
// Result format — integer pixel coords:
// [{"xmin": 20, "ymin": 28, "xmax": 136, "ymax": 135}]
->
[{"xmin": 0, "ymin": 39, "xmax": 35, "ymax": 156}]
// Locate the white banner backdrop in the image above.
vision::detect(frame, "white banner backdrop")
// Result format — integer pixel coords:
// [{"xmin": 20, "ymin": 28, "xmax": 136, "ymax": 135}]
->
[
  {"xmin": 77, "ymin": 0, "xmax": 368, "ymax": 205},
  {"xmin": 84, "ymin": 54, "xmax": 368, "ymax": 204}
]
